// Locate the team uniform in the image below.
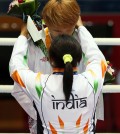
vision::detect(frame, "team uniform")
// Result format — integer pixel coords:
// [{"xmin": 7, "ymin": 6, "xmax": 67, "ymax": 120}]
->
[
  {"xmin": 9, "ymin": 26, "xmax": 107, "ymax": 134},
  {"xmin": 10, "ymin": 26, "xmax": 105, "ymax": 133}
]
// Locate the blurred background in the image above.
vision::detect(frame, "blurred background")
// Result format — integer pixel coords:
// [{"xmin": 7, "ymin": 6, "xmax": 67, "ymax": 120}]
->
[{"xmin": 0, "ymin": 0, "xmax": 120, "ymax": 133}]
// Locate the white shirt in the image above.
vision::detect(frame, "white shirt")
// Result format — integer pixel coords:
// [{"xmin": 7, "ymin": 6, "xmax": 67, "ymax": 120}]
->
[
  {"xmin": 9, "ymin": 26, "xmax": 107, "ymax": 133},
  {"xmin": 11, "ymin": 26, "xmax": 85, "ymax": 120}
]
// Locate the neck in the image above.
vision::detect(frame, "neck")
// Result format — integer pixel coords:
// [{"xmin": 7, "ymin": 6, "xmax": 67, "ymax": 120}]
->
[{"xmin": 52, "ymin": 67, "xmax": 78, "ymax": 73}]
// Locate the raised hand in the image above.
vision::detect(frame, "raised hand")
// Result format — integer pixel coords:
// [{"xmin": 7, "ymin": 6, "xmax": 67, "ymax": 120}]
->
[
  {"xmin": 20, "ymin": 23, "xmax": 29, "ymax": 38},
  {"xmin": 7, "ymin": 0, "xmax": 18, "ymax": 13},
  {"xmin": 76, "ymin": 16, "xmax": 83, "ymax": 29}
]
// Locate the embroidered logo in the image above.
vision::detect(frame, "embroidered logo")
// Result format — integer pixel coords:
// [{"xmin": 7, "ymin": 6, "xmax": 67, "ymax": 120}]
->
[{"xmin": 40, "ymin": 57, "xmax": 48, "ymax": 62}]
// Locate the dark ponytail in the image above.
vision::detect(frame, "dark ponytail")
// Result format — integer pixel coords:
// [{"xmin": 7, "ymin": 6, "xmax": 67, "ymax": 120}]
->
[
  {"xmin": 63, "ymin": 62, "xmax": 73, "ymax": 102},
  {"xmin": 49, "ymin": 34, "xmax": 82, "ymax": 102}
]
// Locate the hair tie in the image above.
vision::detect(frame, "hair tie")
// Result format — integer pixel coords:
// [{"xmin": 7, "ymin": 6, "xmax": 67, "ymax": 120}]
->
[{"xmin": 63, "ymin": 54, "xmax": 73, "ymax": 64}]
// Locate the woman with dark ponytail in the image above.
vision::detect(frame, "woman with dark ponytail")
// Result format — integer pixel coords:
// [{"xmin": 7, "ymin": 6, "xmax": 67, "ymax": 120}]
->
[
  {"xmin": 49, "ymin": 35, "xmax": 82, "ymax": 102},
  {"xmin": 63, "ymin": 54, "xmax": 73, "ymax": 102},
  {"xmin": 9, "ymin": 18, "xmax": 107, "ymax": 133}
]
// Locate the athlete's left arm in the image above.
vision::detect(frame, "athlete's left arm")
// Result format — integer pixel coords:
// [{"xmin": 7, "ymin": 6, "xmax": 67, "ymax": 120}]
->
[{"xmin": 9, "ymin": 33, "xmax": 41, "ymax": 99}]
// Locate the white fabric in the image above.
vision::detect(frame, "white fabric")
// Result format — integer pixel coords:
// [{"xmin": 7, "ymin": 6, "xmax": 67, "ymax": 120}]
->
[
  {"xmin": 9, "ymin": 26, "xmax": 106, "ymax": 133},
  {"xmin": 10, "ymin": 26, "xmax": 104, "ymax": 128}
]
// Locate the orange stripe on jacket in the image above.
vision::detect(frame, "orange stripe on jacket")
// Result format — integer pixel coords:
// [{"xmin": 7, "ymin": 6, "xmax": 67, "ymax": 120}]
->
[
  {"xmin": 44, "ymin": 27, "xmax": 51, "ymax": 49},
  {"xmin": 76, "ymin": 114, "xmax": 82, "ymax": 128},
  {"xmin": 12, "ymin": 70, "xmax": 26, "ymax": 88},
  {"xmin": 83, "ymin": 119, "xmax": 89, "ymax": 134},
  {"xmin": 49, "ymin": 122, "xmax": 57, "ymax": 134},
  {"xmin": 58, "ymin": 116, "xmax": 64, "ymax": 129},
  {"xmin": 101, "ymin": 60, "xmax": 107, "ymax": 78}
]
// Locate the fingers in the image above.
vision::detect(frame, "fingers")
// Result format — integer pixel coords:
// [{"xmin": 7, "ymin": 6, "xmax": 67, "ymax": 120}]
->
[
  {"xmin": 76, "ymin": 16, "xmax": 83, "ymax": 29},
  {"xmin": 21, "ymin": 23, "xmax": 29, "ymax": 38},
  {"xmin": 7, "ymin": 0, "xmax": 18, "ymax": 13}
]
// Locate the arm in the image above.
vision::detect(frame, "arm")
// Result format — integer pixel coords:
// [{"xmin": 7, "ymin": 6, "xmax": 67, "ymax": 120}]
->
[
  {"xmin": 9, "ymin": 25, "xmax": 41, "ymax": 98},
  {"xmin": 77, "ymin": 17, "xmax": 107, "ymax": 93},
  {"xmin": 75, "ymin": 17, "xmax": 87, "ymax": 73}
]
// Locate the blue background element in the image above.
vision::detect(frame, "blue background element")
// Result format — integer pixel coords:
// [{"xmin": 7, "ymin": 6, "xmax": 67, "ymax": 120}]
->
[{"xmin": 0, "ymin": 0, "xmax": 120, "ymax": 14}]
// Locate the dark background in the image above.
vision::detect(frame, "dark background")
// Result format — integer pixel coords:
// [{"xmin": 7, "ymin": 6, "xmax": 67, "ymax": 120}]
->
[{"xmin": 1, "ymin": 0, "xmax": 120, "ymax": 13}]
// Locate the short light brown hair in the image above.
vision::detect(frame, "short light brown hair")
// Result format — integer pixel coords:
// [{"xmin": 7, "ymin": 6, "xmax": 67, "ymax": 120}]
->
[{"xmin": 42, "ymin": 0, "xmax": 80, "ymax": 27}]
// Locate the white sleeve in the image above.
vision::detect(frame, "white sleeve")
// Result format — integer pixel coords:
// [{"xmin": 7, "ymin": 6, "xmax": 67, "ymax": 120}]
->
[
  {"xmin": 9, "ymin": 35, "xmax": 42, "ymax": 99},
  {"xmin": 27, "ymin": 39, "xmax": 36, "ymax": 71},
  {"xmin": 73, "ymin": 29, "xmax": 85, "ymax": 73},
  {"xmin": 78, "ymin": 26, "xmax": 107, "ymax": 94}
]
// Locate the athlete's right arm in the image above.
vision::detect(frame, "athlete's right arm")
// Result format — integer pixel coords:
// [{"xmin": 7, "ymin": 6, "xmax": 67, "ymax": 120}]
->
[{"xmin": 76, "ymin": 17, "xmax": 107, "ymax": 96}]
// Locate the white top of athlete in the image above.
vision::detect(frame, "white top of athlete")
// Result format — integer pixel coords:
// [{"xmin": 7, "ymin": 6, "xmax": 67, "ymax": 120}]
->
[{"xmin": 9, "ymin": 26, "xmax": 107, "ymax": 133}]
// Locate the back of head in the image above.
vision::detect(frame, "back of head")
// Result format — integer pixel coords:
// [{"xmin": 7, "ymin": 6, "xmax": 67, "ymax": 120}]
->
[
  {"xmin": 49, "ymin": 35, "xmax": 81, "ymax": 102},
  {"xmin": 42, "ymin": 0, "xmax": 80, "ymax": 27},
  {"xmin": 49, "ymin": 34, "xmax": 81, "ymax": 67}
]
